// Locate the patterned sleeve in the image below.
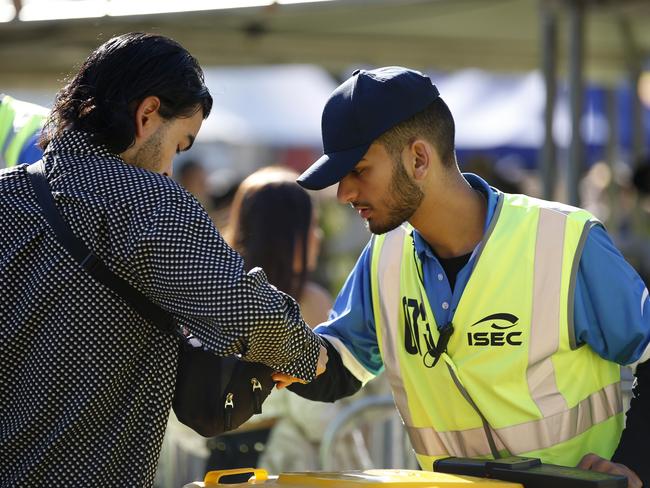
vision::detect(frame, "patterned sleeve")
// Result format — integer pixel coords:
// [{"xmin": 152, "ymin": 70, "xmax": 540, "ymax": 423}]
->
[{"xmin": 130, "ymin": 194, "xmax": 322, "ymax": 381}]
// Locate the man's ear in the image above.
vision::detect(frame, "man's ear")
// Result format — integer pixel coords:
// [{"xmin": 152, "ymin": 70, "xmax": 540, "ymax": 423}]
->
[
  {"xmin": 133, "ymin": 96, "xmax": 163, "ymax": 140},
  {"xmin": 410, "ymin": 139, "xmax": 432, "ymax": 181}
]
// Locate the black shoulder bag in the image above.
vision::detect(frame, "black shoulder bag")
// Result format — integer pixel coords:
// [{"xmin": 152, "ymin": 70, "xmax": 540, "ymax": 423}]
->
[{"xmin": 26, "ymin": 161, "xmax": 275, "ymax": 437}]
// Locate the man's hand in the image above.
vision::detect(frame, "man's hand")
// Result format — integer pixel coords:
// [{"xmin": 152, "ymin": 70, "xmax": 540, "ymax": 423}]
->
[
  {"xmin": 272, "ymin": 344, "xmax": 328, "ymax": 389},
  {"xmin": 578, "ymin": 453, "xmax": 642, "ymax": 488}
]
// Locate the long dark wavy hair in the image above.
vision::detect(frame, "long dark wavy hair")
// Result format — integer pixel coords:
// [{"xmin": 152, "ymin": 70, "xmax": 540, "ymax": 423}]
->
[
  {"xmin": 39, "ymin": 32, "xmax": 213, "ymax": 153},
  {"xmin": 226, "ymin": 167, "xmax": 313, "ymax": 300}
]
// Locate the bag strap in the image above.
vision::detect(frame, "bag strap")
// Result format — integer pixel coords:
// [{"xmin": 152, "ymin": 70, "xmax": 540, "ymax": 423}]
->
[{"xmin": 26, "ymin": 160, "xmax": 177, "ymax": 335}]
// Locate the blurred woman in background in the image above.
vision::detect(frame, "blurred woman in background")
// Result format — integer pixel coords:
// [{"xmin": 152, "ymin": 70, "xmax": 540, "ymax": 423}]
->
[
  {"xmin": 204, "ymin": 166, "xmax": 335, "ymax": 476},
  {"xmin": 226, "ymin": 166, "xmax": 332, "ymax": 326}
]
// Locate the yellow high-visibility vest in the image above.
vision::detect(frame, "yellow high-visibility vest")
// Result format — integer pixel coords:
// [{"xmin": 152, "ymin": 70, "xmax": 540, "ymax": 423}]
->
[
  {"xmin": 0, "ymin": 94, "xmax": 48, "ymax": 168},
  {"xmin": 370, "ymin": 192, "xmax": 623, "ymax": 470}
]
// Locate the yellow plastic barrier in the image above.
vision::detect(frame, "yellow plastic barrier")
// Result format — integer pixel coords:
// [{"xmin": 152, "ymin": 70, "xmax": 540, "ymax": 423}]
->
[{"xmin": 182, "ymin": 468, "xmax": 523, "ymax": 488}]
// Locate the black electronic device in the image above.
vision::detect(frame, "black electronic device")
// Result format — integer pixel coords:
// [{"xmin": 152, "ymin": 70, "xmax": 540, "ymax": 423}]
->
[{"xmin": 433, "ymin": 456, "xmax": 627, "ymax": 488}]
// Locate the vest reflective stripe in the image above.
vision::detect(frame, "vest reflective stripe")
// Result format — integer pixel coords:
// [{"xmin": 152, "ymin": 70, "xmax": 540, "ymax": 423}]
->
[
  {"xmin": 375, "ymin": 227, "xmax": 414, "ymax": 425},
  {"xmin": 371, "ymin": 194, "xmax": 622, "ymax": 466},
  {"xmin": 407, "ymin": 380, "xmax": 621, "ymax": 458},
  {"xmin": 567, "ymin": 220, "xmax": 594, "ymax": 350},
  {"xmin": 528, "ymin": 208, "xmax": 568, "ymax": 417},
  {"xmin": 407, "ymin": 424, "xmax": 503, "ymax": 458},
  {"xmin": 495, "ymin": 381, "xmax": 622, "ymax": 453}
]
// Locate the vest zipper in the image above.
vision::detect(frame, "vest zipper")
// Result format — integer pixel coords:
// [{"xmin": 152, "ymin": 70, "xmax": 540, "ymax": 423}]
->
[{"xmin": 445, "ymin": 363, "xmax": 501, "ymax": 459}]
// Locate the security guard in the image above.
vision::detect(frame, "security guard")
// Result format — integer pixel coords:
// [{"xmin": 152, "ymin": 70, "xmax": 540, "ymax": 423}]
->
[
  {"xmin": 276, "ymin": 67, "xmax": 649, "ymax": 488},
  {"xmin": 0, "ymin": 93, "xmax": 48, "ymax": 168}
]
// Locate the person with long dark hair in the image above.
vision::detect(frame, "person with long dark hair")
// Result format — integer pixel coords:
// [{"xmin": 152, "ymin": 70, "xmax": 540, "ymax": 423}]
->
[
  {"xmin": 226, "ymin": 167, "xmax": 331, "ymax": 322},
  {"xmin": 202, "ymin": 167, "xmax": 334, "ymax": 474},
  {"xmin": 0, "ymin": 33, "xmax": 325, "ymax": 487}
]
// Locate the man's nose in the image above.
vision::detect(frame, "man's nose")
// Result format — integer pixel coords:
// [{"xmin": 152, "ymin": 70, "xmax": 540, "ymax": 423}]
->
[{"xmin": 337, "ymin": 175, "xmax": 357, "ymax": 204}]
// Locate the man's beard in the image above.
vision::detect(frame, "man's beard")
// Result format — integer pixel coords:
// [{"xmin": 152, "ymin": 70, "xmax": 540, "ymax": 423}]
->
[
  {"xmin": 367, "ymin": 158, "xmax": 424, "ymax": 235},
  {"xmin": 130, "ymin": 126, "xmax": 165, "ymax": 173}
]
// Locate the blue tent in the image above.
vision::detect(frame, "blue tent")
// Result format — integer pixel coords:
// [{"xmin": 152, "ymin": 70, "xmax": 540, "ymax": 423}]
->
[{"xmin": 427, "ymin": 68, "xmax": 648, "ymax": 171}]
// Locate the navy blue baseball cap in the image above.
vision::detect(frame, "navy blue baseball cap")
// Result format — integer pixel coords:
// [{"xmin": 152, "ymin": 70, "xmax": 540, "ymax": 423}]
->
[{"xmin": 297, "ymin": 66, "xmax": 440, "ymax": 190}]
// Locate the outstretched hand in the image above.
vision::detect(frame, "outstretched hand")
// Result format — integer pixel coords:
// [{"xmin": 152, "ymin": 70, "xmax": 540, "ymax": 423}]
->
[
  {"xmin": 578, "ymin": 453, "xmax": 642, "ymax": 488},
  {"xmin": 272, "ymin": 344, "xmax": 328, "ymax": 389}
]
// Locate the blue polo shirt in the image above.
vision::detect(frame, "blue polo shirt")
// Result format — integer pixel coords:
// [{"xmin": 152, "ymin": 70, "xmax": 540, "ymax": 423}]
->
[{"xmin": 316, "ymin": 173, "xmax": 650, "ymax": 383}]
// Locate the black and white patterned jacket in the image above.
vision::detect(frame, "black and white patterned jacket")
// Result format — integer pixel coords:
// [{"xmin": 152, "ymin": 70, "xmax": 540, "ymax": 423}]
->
[{"xmin": 0, "ymin": 131, "xmax": 320, "ymax": 487}]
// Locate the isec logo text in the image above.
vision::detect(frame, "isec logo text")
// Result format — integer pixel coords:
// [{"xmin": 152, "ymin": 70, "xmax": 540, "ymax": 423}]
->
[{"xmin": 467, "ymin": 312, "xmax": 523, "ymax": 347}]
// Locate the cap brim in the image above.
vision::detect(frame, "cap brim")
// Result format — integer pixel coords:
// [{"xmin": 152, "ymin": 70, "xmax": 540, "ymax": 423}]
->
[{"xmin": 297, "ymin": 144, "xmax": 371, "ymax": 190}]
